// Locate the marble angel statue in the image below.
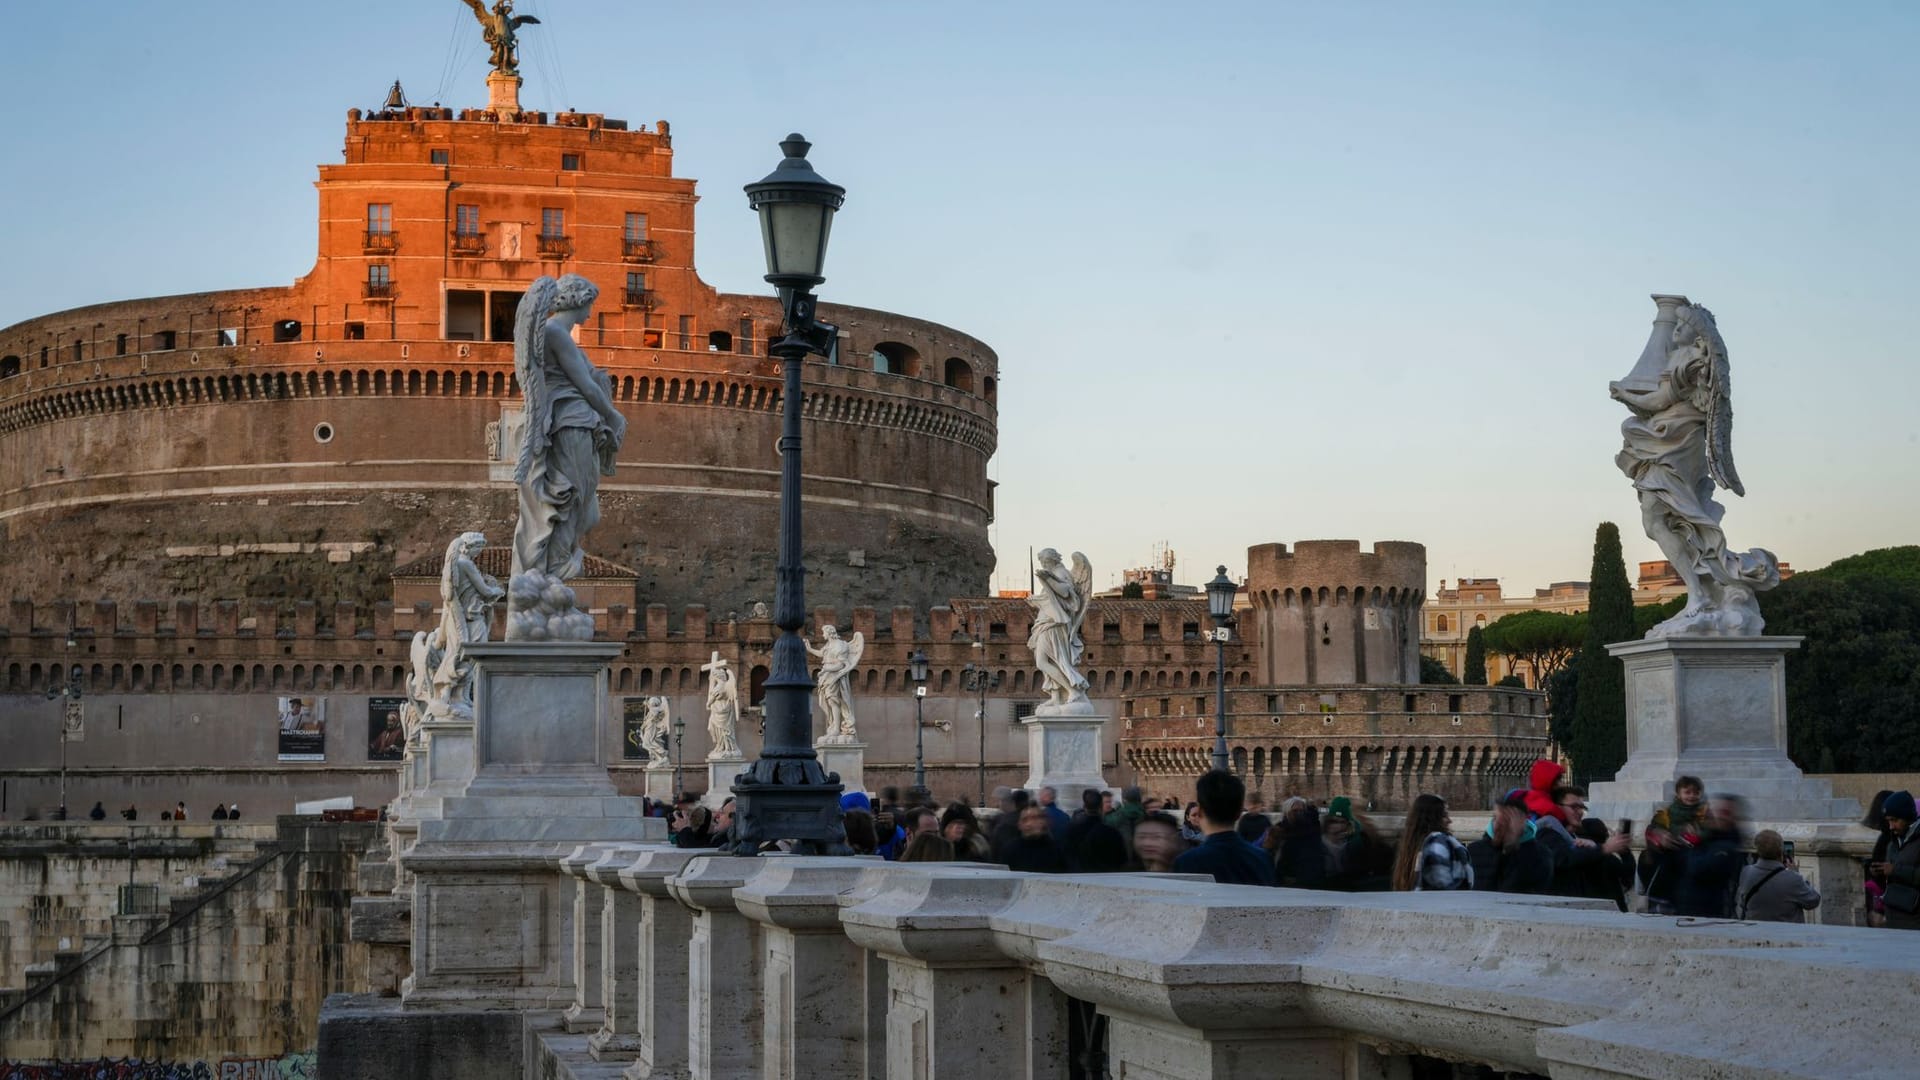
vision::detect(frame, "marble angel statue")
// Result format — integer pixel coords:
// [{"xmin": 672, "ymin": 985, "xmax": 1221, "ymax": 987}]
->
[
  {"xmin": 1029, "ymin": 548, "xmax": 1094, "ymax": 714},
  {"xmin": 808, "ymin": 625, "xmax": 865, "ymax": 744},
  {"xmin": 506, "ymin": 273, "xmax": 626, "ymax": 641},
  {"xmin": 1610, "ymin": 297, "xmax": 1779, "ymax": 637},
  {"xmin": 702, "ymin": 653, "xmax": 742, "ymax": 758},
  {"xmin": 429, "ymin": 531, "xmax": 504, "ymax": 717},
  {"xmin": 638, "ymin": 695, "xmax": 672, "ymax": 764}
]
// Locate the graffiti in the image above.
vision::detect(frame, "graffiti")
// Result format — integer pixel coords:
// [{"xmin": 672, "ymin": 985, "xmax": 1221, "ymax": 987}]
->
[{"xmin": 1, "ymin": 1054, "xmax": 315, "ymax": 1080}]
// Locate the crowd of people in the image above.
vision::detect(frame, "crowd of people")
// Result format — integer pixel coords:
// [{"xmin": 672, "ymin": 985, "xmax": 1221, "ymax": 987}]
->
[
  {"xmin": 642, "ymin": 762, "xmax": 1920, "ymax": 929},
  {"xmin": 31, "ymin": 800, "xmax": 246, "ymax": 823}
]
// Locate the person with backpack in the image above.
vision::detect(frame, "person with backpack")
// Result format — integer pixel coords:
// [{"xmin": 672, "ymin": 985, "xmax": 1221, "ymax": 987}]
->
[{"xmin": 1734, "ymin": 830, "xmax": 1820, "ymax": 922}]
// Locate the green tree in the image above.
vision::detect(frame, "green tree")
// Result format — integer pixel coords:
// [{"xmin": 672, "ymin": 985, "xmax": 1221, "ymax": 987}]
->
[
  {"xmin": 1119, "ymin": 580, "xmax": 1144, "ymax": 599},
  {"xmin": 1568, "ymin": 523, "xmax": 1635, "ymax": 785},
  {"xmin": 1545, "ymin": 663, "xmax": 1579, "ymax": 754},
  {"xmin": 1480, "ymin": 609, "xmax": 1585, "ymax": 689},
  {"xmin": 1419, "ymin": 654, "xmax": 1459, "ymax": 685},
  {"xmin": 1496, "ymin": 674, "xmax": 1527, "ymax": 688},
  {"xmin": 1462, "ymin": 625, "xmax": 1489, "ymax": 685},
  {"xmin": 1762, "ymin": 547, "xmax": 1920, "ymax": 771}
]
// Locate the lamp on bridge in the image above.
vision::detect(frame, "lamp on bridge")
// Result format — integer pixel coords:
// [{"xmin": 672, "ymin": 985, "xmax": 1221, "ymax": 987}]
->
[
  {"xmin": 729, "ymin": 135, "xmax": 851, "ymax": 855},
  {"xmin": 908, "ymin": 650, "xmax": 932, "ymax": 805},
  {"xmin": 1205, "ymin": 566, "xmax": 1237, "ymax": 774}
]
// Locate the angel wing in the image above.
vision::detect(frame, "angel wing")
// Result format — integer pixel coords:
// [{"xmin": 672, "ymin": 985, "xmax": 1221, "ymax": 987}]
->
[
  {"xmin": 845, "ymin": 631, "xmax": 865, "ymax": 671},
  {"xmin": 1693, "ymin": 305, "xmax": 1745, "ymax": 497},
  {"xmin": 458, "ymin": 0, "xmax": 490, "ymax": 24},
  {"xmin": 510, "ymin": 14, "xmax": 541, "ymax": 28},
  {"xmin": 1068, "ymin": 552, "xmax": 1093, "ymax": 622}
]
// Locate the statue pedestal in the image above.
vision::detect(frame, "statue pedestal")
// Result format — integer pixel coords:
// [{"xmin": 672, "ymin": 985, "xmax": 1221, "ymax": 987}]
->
[
  {"xmin": 1022, "ymin": 709, "xmax": 1109, "ymax": 806},
  {"xmin": 642, "ymin": 762, "xmax": 676, "ymax": 803},
  {"xmin": 487, "ymin": 71, "xmax": 522, "ymax": 113},
  {"xmin": 1587, "ymin": 636, "xmax": 1858, "ymax": 824},
  {"xmin": 400, "ymin": 641, "xmax": 658, "ymax": 1011},
  {"xmin": 815, "ymin": 741, "xmax": 867, "ymax": 797},
  {"xmin": 702, "ymin": 754, "xmax": 748, "ymax": 810}
]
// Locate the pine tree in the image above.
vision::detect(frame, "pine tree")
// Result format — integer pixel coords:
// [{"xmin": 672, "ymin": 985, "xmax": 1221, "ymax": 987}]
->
[
  {"xmin": 1569, "ymin": 522, "xmax": 1635, "ymax": 784},
  {"xmin": 1463, "ymin": 625, "xmax": 1489, "ymax": 685}
]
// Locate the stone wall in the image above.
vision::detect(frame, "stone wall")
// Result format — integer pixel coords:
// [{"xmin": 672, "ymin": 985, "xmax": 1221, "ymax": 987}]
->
[
  {"xmin": 0, "ymin": 818, "xmax": 379, "ymax": 1065},
  {"xmin": 1246, "ymin": 540, "xmax": 1427, "ymax": 686}
]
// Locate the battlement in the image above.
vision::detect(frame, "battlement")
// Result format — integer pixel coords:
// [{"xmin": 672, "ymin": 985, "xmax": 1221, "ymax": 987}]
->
[{"xmin": 1246, "ymin": 540, "xmax": 1427, "ymax": 595}]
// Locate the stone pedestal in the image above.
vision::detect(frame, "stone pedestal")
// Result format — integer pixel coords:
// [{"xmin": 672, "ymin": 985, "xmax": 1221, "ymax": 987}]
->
[
  {"xmin": 486, "ymin": 71, "xmax": 521, "ymax": 113},
  {"xmin": 816, "ymin": 740, "xmax": 868, "ymax": 797},
  {"xmin": 1021, "ymin": 710, "xmax": 1110, "ymax": 805},
  {"xmin": 702, "ymin": 754, "xmax": 746, "ymax": 809},
  {"xmin": 733, "ymin": 859, "xmax": 879, "ymax": 1078},
  {"xmin": 557, "ymin": 843, "xmax": 620, "ymax": 1034},
  {"xmin": 584, "ymin": 843, "xmax": 661, "ymax": 1063},
  {"xmin": 400, "ymin": 641, "xmax": 659, "ymax": 1011},
  {"xmin": 642, "ymin": 762, "xmax": 676, "ymax": 803},
  {"xmin": 613, "ymin": 848, "xmax": 704, "ymax": 1078},
  {"xmin": 1587, "ymin": 636, "xmax": 1858, "ymax": 823}
]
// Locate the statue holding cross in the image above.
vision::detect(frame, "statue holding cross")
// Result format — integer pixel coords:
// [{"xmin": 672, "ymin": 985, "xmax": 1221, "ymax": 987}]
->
[{"xmin": 701, "ymin": 652, "xmax": 741, "ymax": 759}]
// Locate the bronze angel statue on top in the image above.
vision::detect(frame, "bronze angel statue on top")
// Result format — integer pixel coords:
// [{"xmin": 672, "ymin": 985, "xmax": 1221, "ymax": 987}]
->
[
  {"xmin": 1029, "ymin": 549, "xmax": 1094, "ymax": 714},
  {"xmin": 461, "ymin": 0, "xmax": 541, "ymax": 76},
  {"xmin": 1610, "ymin": 296, "xmax": 1779, "ymax": 637}
]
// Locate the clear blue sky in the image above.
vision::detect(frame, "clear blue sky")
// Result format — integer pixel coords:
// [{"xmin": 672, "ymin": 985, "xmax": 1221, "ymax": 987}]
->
[{"xmin": 3, "ymin": 2, "xmax": 1915, "ymax": 596}]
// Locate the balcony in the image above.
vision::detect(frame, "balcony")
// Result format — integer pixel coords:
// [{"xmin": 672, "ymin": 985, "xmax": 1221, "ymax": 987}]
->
[
  {"xmin": 536, "ymin": 233, "xmax": 573, "ymax": 258},
  {"xmin": 622, "ymin": 289, "xmax": 654, "ymax": 310},
  {"xmin": 621, "ymin": 237, "xmax": 656, "ymax": 263},
  {"xmin": 362, "ymin": 229, "xmax": 396, "ymax": 254},
  {"xmin": 363, "ymin": 282, "xmax": 394, "ymax": 302},
  {"xmin": 450, "ymin": 231, "xmax": 486, "ymax": 256}
]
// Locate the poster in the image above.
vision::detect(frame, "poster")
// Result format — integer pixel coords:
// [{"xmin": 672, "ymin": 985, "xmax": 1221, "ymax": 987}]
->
[
  {"xmin": 367, "ymin": 697, "xmax": 407, "ymax": 761},
  {"xmin": 276, "ymin": 696, "xmax": 326, "ymax": 762},
  {"xmin": 621, "ymin": 698, "xmax": 650, "ymax": 761}
]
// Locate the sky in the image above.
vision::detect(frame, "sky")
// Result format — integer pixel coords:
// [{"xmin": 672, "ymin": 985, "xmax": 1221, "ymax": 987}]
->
[{"xmin": 2, "ymin": 2, "xmax": 1915, "ymax": 596}]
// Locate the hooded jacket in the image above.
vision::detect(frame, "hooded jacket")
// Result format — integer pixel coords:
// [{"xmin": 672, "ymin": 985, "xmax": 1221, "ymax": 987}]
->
[{"xmin": 1524, "ymin": 760, "xmax": 1569, "ymax": 824}]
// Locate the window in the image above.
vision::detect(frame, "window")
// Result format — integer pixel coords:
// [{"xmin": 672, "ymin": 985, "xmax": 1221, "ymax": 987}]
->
[
  {"xmin": 72, "ymin": 340, "xmax": 84, "ymax": 363},
  {"xmin": 870, "ymin": 350, "xmax": 892, "ymax": 374},
  {"xmin": 624, "ymin": 272, "xmax": 647, "ymax": 307},
  {"xmin": 541, "ymin": 208, "xmax": 566, "ymax": 238},
  {"xmin": 366, "ymin": 265, "xmax": 392, "ymax": 298},
  {"xmin": 561, "ymin": 153, "xmax": 581, "ymax": 171},
  {"xmin": 1435, "ymin": 614, "xmax": 1449, "ymax": 632},
  {"xmin": 1182, "ymin": 622, "xmax": 1200, "ymax": 641},
  {"xmin": 624, "ymin": 212, "xmax": 647, "ymax": 241},
  {"xmin": 115, "ymin": 333, "xmax": 128, "ymax": 356},
  {"xmin": 707, "ymin": 330, "xmax": 731, "ymax": 352},
  {"xmin": 1143, "ymin": 622, "xmax": 1161, "ymax": 641},
  {"xmin": 455, "ymin": 204, "xmax": 480, "ymax": 236},
  {"xmin": 367, "ymin": 204, "xmax": 392, "ymax": 233},
  {"xmin": 153, "ymin": 331, "xmax": 176, "ymax": 351},
  {"xmin": 678, "ymin": 315, "xmax": 691, "ymax": 350},
  {"xmin": 430, "ymin": 149, "xmax": 450, "ymax": 165},
  {"xmin": 1448, "ymin": 694, "xmax": 1462, "ymax": 713},
  {"xmin": 344, "ymin": 322, "xmax": 365, "ymax": 340},
  {"xmin": 1103, "ymin": 622, "xmax": 1120, "ymax": 643},
  {"xmin": 738, "ymin": 317, "xmax": 753, "ymax": 355}
]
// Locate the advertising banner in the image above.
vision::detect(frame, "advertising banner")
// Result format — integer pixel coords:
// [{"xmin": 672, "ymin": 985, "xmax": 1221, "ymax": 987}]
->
[
  {"xmin": 276, "ymin": 697, "xmax": 326, "ymax": 762},
  {"xmin": 621, "ymin": 697, "xmax": 650, "ymax": 761},
  {"xmin": 367, "ymin": 697, "xmax": 408, "ymax": 761}
]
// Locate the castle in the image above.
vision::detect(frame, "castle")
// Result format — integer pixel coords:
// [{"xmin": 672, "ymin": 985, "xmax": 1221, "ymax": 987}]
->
[{"xmin": 0, "ymin": 82, "xmax": 997, "ymax": 614}]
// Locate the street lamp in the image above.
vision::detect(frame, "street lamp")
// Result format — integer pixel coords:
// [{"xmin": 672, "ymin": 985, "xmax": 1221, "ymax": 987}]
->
[
  {"xmin": 908, "ymin": 651, "xmax": 931, "ymax": 805},
  {"xmin": 672, "ymin": 713, "xmax": 686, "ymax": 800},
  {"xmin": 1205, "ymin": 566, "xmax": 1237, "ymax": 773},
  {"xmin": 45, "ymin": 645, "xmax": 82, "ymax": 821},
  {"xmin": 729, "ymin": 134, "xmax": 850, "ymax": 855},
  {"xmin": 960, "ymin": 661, "xmax": 1002, "ymax": 807}
]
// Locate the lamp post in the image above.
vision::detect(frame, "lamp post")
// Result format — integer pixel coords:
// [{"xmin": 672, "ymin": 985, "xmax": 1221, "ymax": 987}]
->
[
  {"xmin": 672, "ymin": 713, "xmax": 686, "ymax": 800},
  {"xmin": 908, "ymin": 651, "xmax": 931, "ymax": 805},
  {"xmin": 961, "ymin": 661, "xmax": 1001, "ymax": 807},
  {"xmin": 1205, "ymin": 566, "xmax": 1237, "ymax": 773},
  {"xmin": 729, "ymin": 134, "xmax": 850, "ymax": 855},
  {"xmin": 45, "ymin": 629, "xmax": 81, "ymax": 819}
]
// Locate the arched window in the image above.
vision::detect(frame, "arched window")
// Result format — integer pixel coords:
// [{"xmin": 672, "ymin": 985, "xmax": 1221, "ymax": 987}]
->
[
  {"xmin": 1435, "ymin": 614, "xmax": 1449, "ymax": 633},
  {"xmin": 943, "ymin": 357, "xmax": 974, "ymax": 393},
  {"xmin": 870, "ymin": 341, "xmax": 919, "ymax": 376},
  {"xmin": 749, "ymin": 664, "xmax": 770, "ymax": 706}
]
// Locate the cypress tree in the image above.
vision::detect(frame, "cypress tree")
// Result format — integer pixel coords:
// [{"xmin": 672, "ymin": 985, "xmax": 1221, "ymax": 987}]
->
[
  {"xmin": 1570, "ymin": 522, "xmax": 1635, "ymax": 783},
  {"xmin": 1463, "ymin": 625, "xmax": 1489, "ymax": 685}
]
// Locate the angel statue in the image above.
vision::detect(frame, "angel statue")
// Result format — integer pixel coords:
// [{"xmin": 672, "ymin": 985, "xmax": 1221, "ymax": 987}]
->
[
  {"xmin": 505, "ymin": 273, "xmax": 626, "ymax": 641},
  {"xmin": 638, "ymin": 695, "xmax": 671, "ymax": 764},
  {"xmin": 1610, "ymin": 297, "xmax": 1779, "ymax": 637},
  {"xmin": 428, "ymin": 532, "xmax": 505, "ymax": 718},
  {"xmin": 808, "ymin": 625, "xmax": 865, "ymax": 745},
  {"xmin": 1029, "ymin": 549, "xmax": 1094, "ymax": 714},
  {"xmin": 702, "ymin": 653, "xmax": 742, "ymax": 759},
  {"xmin": 460, "ymin": 0, "xmax": 541, "ymax": 76}
]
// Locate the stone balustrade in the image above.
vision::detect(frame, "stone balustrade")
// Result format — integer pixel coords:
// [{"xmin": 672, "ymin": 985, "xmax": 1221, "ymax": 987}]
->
[{"xmin": 495, "ymin": 851, "xmax": 1920, "ymax": 1080}]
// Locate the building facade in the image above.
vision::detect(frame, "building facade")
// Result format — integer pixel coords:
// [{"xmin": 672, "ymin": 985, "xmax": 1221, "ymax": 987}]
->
[
  {"xmin": 0, "ymin": 89, "xmax": 998, "ymax": 614},
  {"xmin": 1421, "ymin": 577, "xmax": 1591, "ymax": 686}
]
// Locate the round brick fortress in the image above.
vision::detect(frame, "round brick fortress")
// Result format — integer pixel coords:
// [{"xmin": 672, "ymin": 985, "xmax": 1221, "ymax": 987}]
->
[
  {"xmin": 0, "ymin": 102, "xmax": 998, "ymax": 611},
  {"xmin": 1245, "ymin": 540, "xmax": 1426, "ymax": 686}
]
